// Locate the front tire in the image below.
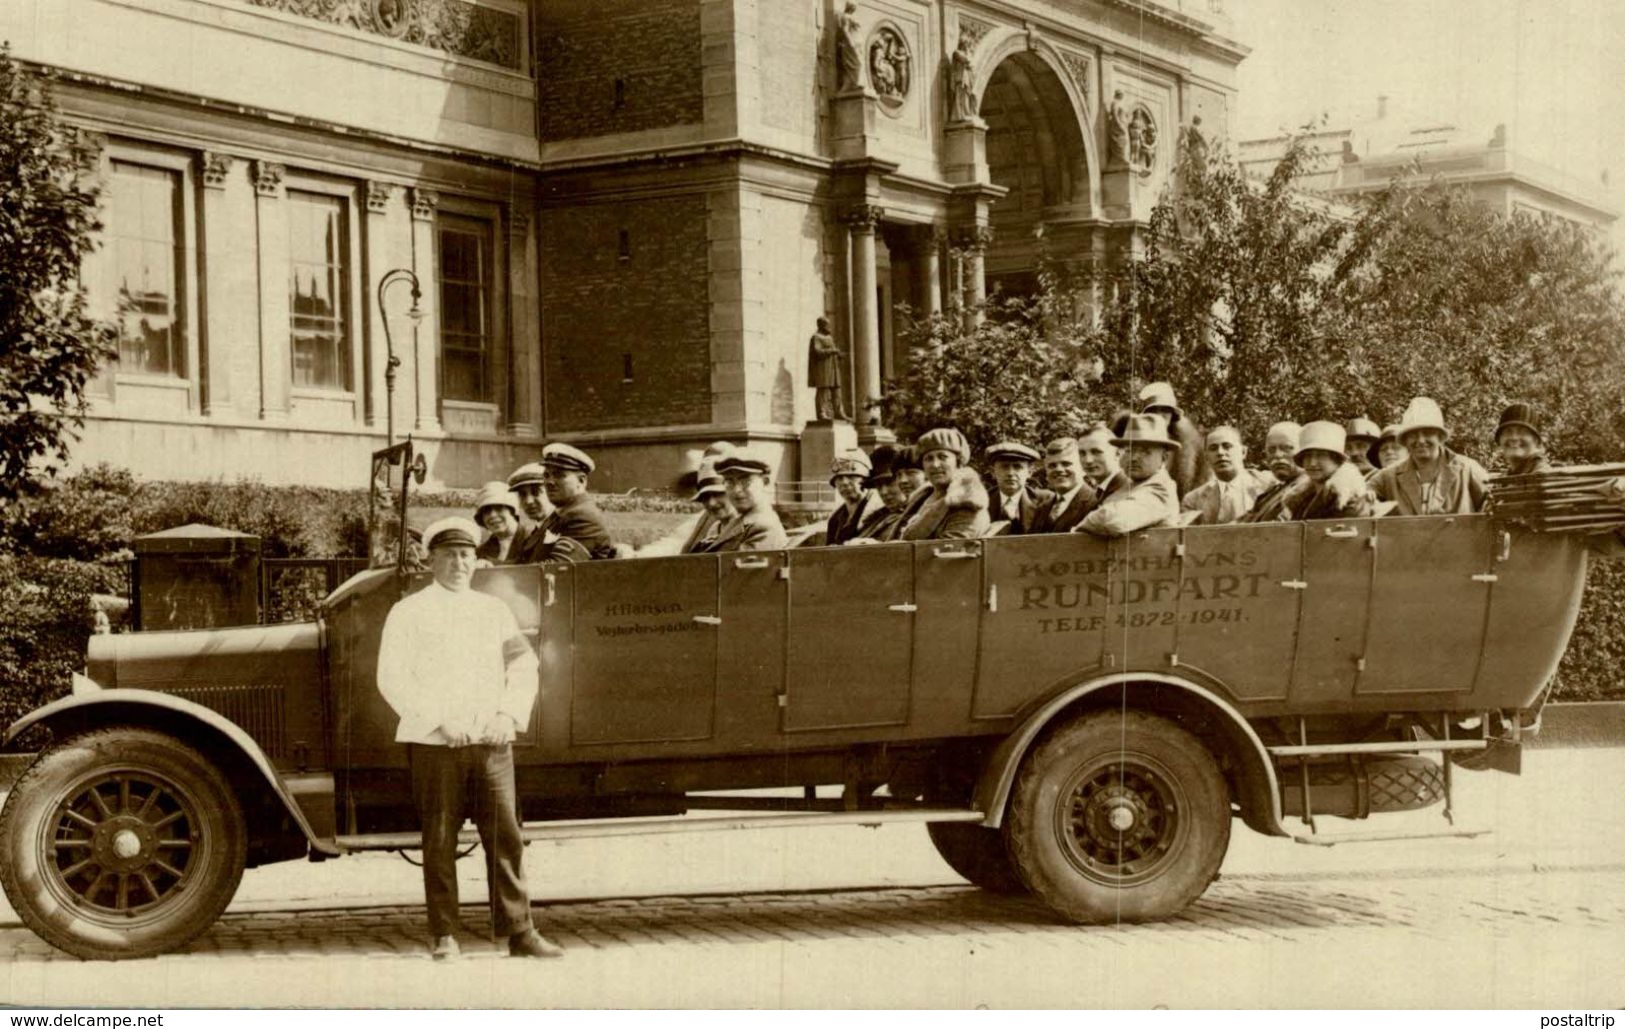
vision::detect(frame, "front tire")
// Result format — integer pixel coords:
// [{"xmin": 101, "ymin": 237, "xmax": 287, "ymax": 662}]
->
[
  {"xmin": 0, "ymin": 727, "xmax": 246, "ymax": 960},
  {"xmin": 1006, "ymin": 710, "xmax": 1230, "ymax": 923}
]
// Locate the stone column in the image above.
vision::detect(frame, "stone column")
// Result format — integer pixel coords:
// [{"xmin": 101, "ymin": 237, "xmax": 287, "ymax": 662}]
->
[
  {"xmin": 956, "ymin": 225, "xmax": 993, "ymax": 326},
  {"xmin": 505, "ymin": 207, "xmax": 540, "ymax": 437},
  {"xmin": 197, "ymin": 152, "xmax": 235, "ymax": 416},
  {"xmin": 408, "ymin": 187, "xmax": 441, "ymax": 433},
  {"xmin": 918, "ymin": 226, "xmax": 943, "ymax": 319},
  {"xmin": 845, "ymin": 205, "xmax": 882, "ymax": 430},
  {"xmin": 251, "ymin": 160, "xmax": 289, "ymax": 422}
]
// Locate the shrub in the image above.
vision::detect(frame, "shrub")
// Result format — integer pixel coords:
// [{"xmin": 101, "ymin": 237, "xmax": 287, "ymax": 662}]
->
[
  {"xmin": 1553, "ymin": 558, "xmax": 1625, "ymax": 702},
  {"xmin": 0, "ymin": 555, "xmax": 122, "ymax": 738}
]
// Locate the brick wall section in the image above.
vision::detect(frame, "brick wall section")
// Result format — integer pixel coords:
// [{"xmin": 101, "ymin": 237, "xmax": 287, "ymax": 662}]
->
[
  {"xmin": 537, "ymin": 0, "xmax": 704, "ymax": 141},
  {"xmin": 541, "ymin": 195, "xmax": 711, "ymax": 431}
]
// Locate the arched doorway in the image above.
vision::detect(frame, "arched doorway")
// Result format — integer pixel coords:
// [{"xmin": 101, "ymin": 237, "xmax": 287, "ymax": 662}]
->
[{"xmin": 978, "ymin": 52, "xmax": 1089, "ymax": 298}]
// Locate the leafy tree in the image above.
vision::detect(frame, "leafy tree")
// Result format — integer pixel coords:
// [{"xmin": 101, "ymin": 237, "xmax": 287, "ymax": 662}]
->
[{"xmin": 0, "ymin": 45, "xmax": 117, "ymax": 503}]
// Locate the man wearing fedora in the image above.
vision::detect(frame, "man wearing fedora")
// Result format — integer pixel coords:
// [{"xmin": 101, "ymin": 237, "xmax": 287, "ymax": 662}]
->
[
  {"xmin": 1139, "ymin": 381, "xmax": 1205, "ymax": 495},
  {"xmin": 471, "ymin": 482, "xmax": 522, "ymax": 565},
  {"xmin": 1035, "ymin": 436, "xmax": 1100, "ymax": 533},
  {"xmin": 1240, "ymin": 421, "xmax": 1310, "ymax": 523},
  {"xmin": 1180, "ymin": 425, "xmax": 1274, "ymax": 525},
  {"xmin": 1077, "ymin": 414, "xmax": 1181, "ymax": 536},
  {"xmin": 1369, "ymin": 397, "xmax": 1490, "ymax": 516},
  {"xmin": 1343, "ymin": 417, "xmax": 1382, "ymax": 476},
  {"xmin": 1284, "ymin": 421, "xmax": 1375, "ymax": 521},
  {"xmin": 898, "ymin": 428, "xmax": 990, "ymax": 540},
  {"xmin": 635, "ymin": 453, "xmax": 737, "ymax": 557},
  {"xmin": 824, "ymin": 449, "xmax": 880, "ymax": 545},
  {"xmin": 535, "ymin": 442, "xmax": 618, "ymax": 559},
  {"xmin": 985, "ymin": 441, "xmax": 1054, "ymax": 535},
  {"xmin": 376, "ymin": 518, "xmax": 561, "ymax": 961},
  {"xmin": 699, "ymin": 451, "xmax": 789, "ymax": 552},
  {"xmin": 1494, "ymin": 403, "xmax": 1551, "ymax": 476}
]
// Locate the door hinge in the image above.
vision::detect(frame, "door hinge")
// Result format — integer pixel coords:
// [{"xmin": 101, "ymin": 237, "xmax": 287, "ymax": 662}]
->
[
  {"xmin": 987, "ymin": 584, "xmax": 998, "ymax": 612},
  {"xmin": 1471, "ymin": 573, "xmax": 1498, "ymax": 583}
]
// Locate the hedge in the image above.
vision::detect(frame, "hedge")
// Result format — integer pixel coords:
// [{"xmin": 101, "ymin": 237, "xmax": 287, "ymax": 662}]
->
[{"xmin": 0, "ymin": 555, "xmax": 123, "ymax": 743}]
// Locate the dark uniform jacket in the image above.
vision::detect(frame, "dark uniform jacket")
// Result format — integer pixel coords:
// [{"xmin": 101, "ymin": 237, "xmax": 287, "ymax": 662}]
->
[
  {"xmin": 696, "ymin": 506, "xmax": 789, "ymax": 553},
  {"xmin": 990, "ymin": 484, "xmax": 1056, "ymax": 535},
  {"xmin": 825, "ymin": 492, "xmax": 883, "ymax": 546},
  {"xmin": 508, "ymin": 525, "xmax": 590, "ymax": 564},
  {"xmin": 534, "ymin": 493, "xmax": 616, "ymax": 559}
]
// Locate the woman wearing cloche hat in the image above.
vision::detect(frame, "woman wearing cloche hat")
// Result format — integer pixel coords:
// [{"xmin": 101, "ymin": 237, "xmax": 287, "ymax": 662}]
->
[
  {"xmin": 1368, "ymin": 397, "xmax": 1491, "ymax": 516},
  {"xmin": 1493, "ymin": 402, "xmax": 1551, "ymax": 476},
  {"xmin": 1285, "ymin": 422, "xmax": 1375, "ymax": 521},
  {"xmin": 471, "ymin": 482, "xmax": 522, "ymax": 565}
]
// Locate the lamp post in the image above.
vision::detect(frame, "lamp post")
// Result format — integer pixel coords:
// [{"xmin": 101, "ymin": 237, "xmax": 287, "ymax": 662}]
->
[{"xmin": 376, "ymin": 267, "xmax": 424, "ymax": 447}]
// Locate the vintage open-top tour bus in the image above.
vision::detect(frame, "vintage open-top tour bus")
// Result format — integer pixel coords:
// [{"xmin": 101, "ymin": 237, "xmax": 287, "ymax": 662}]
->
[{"xmin": 2, "ymin": 443, "xmax": 1616, "ymax": 959}]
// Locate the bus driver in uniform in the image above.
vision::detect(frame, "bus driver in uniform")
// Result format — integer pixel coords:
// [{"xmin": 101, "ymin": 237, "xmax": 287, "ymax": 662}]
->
[{"xmin": 376, "ymin": 517, "xmax": 562, "ymax": 961}]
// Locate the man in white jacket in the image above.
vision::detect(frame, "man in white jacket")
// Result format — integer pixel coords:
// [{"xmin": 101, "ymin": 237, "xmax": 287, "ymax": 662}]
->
[{"xmin": 376, "ymin": 517, "xmax": 559, "ymax": 961}]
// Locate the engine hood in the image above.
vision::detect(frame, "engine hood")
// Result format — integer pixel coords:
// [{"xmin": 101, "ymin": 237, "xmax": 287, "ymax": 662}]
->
[{"xmin": 87, "ymin": 621, "xmax": 320, "ymax": 692}]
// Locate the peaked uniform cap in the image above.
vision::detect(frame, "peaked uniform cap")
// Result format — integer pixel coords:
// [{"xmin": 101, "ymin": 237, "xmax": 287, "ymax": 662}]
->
[
  {"xmin": 916, "ymin": 427, "xmax": 971, "ymax": 464},
  {"xmin": 506, "ymin": 462, "xmax": 547, "ymax": 490},
  {"xmin": 985, "ymin": 441, "xmax": 1042, "ymax": 463},
  {"xmin": 1138, "ymin": 381, "xmax": 1183, "ymax": 425},
  {"xmin": 1495, "ymin": 402, "xmax": 1543, "ymax": 442},
  {"xmin": 829, "ymin": 448, "xmax": 873, "ymax": 484},
  {"xmin": 1112, "ymin": 413, "xmax": 1181, "ymax": 450},
  {"xmin": 541, "ymin": 442, "xmax": 596, "ymax": 474},
  {"xmin": 715, "ymin": 451, "xmax": 772, "ymax": 476},
  {"xmin": 422, "ymin": 516, "xmax": 481, "ymax": 551},
  {"xmin": 473, "ymin": 481, "xmax": 520, "ymax": 517},
  {"xmin": 1295, "ymin": 421, "xmax": 1348, "ymax": 463},
  {"xmin": 1344, "ymin": 417, "xmax": 1381, "ymax": 443},
  {"xmin": 1398, "ymin": 397, "xmax": 1448, "ymax": 441}
]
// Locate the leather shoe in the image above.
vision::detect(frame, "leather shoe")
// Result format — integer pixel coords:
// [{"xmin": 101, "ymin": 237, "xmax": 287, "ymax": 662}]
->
[
  {"xmin": 508, "ymin": 928, "xmax": 563, "ymax": 958},
  {"xmin": 430, "ymin": 934, "xmax": 460, "ymax": 960}
]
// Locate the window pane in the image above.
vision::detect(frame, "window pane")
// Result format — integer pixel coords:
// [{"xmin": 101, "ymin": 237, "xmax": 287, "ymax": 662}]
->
[
  {"xmin": 287, "ymin": 191, "xmax": 349, "ymax": 390},
  {"xmin": 108, "ymin": 161, "xmax": 183, "ymax": 377},
  {"xmin": 436, "ymin": 216, "xmax": 492, "ymax": 403}
]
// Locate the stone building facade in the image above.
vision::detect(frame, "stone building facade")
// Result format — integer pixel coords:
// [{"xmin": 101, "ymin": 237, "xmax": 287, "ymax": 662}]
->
[{"xmin": 5, "ymin": 0, "xmax": 1245, "ymax": 491}]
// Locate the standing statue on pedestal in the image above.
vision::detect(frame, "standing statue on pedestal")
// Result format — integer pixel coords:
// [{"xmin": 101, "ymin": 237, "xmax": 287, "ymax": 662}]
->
[
  {"xmin": 807, "ymin": 316, "xmax": 849, "ymax": 421},
  {"xmin": 949, "ymin": 34, "xmax": 977, "ymax": 121},
  {"xmin": 1106, "ymin": 89, "xmax": 1131, "ymax": 167},
  {"xmin": 836, "ymin": 2, "xmax": 864, "ymax": 92}
]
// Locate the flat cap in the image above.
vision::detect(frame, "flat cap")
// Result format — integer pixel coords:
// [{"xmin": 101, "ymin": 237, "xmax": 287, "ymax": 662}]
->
[
  {"xmin": 985, "ymin": 441, "xmax": 1041, "ymax": 463},
  {"xmin": 716, "ymin": 451, "xmax": 773, "ymax": 477},
  {"xmin": 506, "ymin": 462, "xmax": 547, "ymax": 490},
  {"xmin": 422, "ymin": 516, "xmax": 481, "ymax": 551},
  {"xmin": 541, "ymin": 442, "xmax": 595, "ymax": 475}
]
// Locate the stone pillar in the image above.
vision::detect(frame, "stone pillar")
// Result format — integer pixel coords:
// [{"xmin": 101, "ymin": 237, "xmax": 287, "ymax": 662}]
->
[
  {"xmin": 943, "ymin": 117, "xmax": 989, "ymax": 185},
  {"xmin": 197, "ymin": 152, "xmax": 235, "ymax": 417},
  {"xmin": 956, "ymin": 225, "xmax": 993, "ymax": 325},
  {"xmin": 918, "ymin": 226, "xmax": 943, "ymax": 318},
  {"xmin": 845, "ymin": 205, "xmax": 882, "ymax": 433},
  {"xmin": 506, "ymin": 207, "xmax": 540, "ymax": 437},
  {"xmin": 408, "ymin": 187, "xmax": 441, "ymax": 433},
  {"xmin": 251, "ymin": 161, "xmax": 289, "ymax": 422}
]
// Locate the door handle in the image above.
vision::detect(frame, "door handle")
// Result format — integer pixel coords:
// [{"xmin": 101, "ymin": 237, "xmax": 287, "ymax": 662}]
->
[
  {"xmin": 1323, "ymin": 525, "xmax": 1359, "ymax": 539},
  {"xmin": 733, "ymin": 556, "xmax": 770, "ymax": 570},
  {"xmin": 931, "ymin": 547, "xmax": 978, "ymax": 560},
  {"xmin": 692, "ymin": 615, "xmax": 722, "ymax": 626},
  {"xmin": 887, "ymin": 603, "xmax": 918, "ymax": 613}
]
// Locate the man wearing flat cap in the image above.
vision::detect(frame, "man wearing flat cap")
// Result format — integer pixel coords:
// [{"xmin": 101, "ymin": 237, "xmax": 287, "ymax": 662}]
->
[
  {"xmin": 1034, "ymin": 436, "xmax": 1100, "ymax": 533},
  {"xmin": 533, "ymin": 442, "xmax": 617, "ymax": 559},
  {"xmin": 1078, "ymin": 415, "xmax": 1182, "ymax": 536},
  {"xmin": 376, "ymin": 518, "xmax": 561, "ymax": 961},
  {"xmin": 985, "ymin": 441, "xmax": 1053, "ymax": 535},
  {"xmin": 824, "ymin": 449, "xmax": 880, "ymax": 546},
  {"xmin": 697, "ymin": 451, "xmax": 789, "ymax": 552}
]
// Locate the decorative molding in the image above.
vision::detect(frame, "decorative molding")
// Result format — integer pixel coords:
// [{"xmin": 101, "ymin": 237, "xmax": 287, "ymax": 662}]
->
[
  {"xmin": 239, "ymin": 0, "xmax": 522, "ymax": 70},
  {"xmin": 201, "ymin": 152, "xmax": 235, "ymax": 190},
  {"xmin": 952, "ymin": 225, "xmax": 995, "ymax": 250},
  {"xmin": 1058, "ymin": 50, "xmax": 1092, "ymax": 107},
  {"xmin": 409, "ymin": 186, "xmax": 440, "ymax": 221},
  {"xmin": 1024, "ymin": 20, "xmax": 1039, "ymax": 52},
  {"xmin": 842, "ymin": 204, "xmax": 884, "ymax": 231},
  {"xmin": 506, "ymin": 207, "xmax": 531, "ymax": 240},
  {"xmin": 365, "ymin": 180, "xmax": 394, "ymax": 214},
  {"xmin": 251, "ymin": 160, "xmax": 285, "ymax": 198},
  {"xmin": 955, "ymin": 13, "xmax": 994, "ymax": 52}
]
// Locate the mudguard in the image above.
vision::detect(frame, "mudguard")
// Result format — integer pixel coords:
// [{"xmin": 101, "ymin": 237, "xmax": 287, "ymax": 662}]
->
[
  {"xmin": 970, "ymin": 671, "xmax": 1289, "ymax": 836},
  {"xmin": 3, "ymin": 687, "xmax": 339, "ymax": 856}
]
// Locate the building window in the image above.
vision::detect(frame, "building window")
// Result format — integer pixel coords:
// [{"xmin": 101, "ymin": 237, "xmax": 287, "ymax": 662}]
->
[
  {"xmin": 437, "ymin": 214, "xmax": 494, "ymax": 404},
  {"xmin": 108, "ymin": 161, "xmax": 184, "ymax": 377},
  {"xmin": 287, "ymin": 190, "xmax": 351, "ymax": 390}
]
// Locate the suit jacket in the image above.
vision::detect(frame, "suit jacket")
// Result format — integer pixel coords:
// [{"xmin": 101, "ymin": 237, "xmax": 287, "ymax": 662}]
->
[
  {"xmin": 538, "ymin": 494, "xmax": 616, "ymax": 559},
  {"xmin": 1077, "ymin": 468, "xmax": 1180, "ymax": 537},
  {"xmin": 991, "ymin": 484, "xmax": 1056, "ymax": 535},
  {"xmin": 1287, "ymin": 462, "xmax": 1375, "ymax": 521},
  {"xmin": 825, "ymin": 492, "xmax": 883, "ymax": 546},
  {"xmin": 898, "ymin": 469, "xmax": 990, "ymax": 541},
  {"xmin": 1369, "ymin": 449, "xmax": 1490, "ymax": 516},
  {"xmin": 698, "ymin": 505, "xmax": 788, "ymax": 553},
  {"xmin": 1180, "ymin": 468, "xmax": 1275, "ymax": 525},
  {"xmin": 1095, "ymin": 470, "xmax": 1131, "ymax": 498},
  {"xmin": 507, "ymin": 524, "xmax": 590, "ymax": 564},
  {"xmin": 1239, "ymin": 473, "xmax": 1310, "ymax": 524},
  {"xmin": 475, "ymin": 533, "xmax": 515, "ymax": 564},
  {"xmin": 853, "ymin": 505, "xmax": 905, "ymax": 542},
  {"xmin": 1037, "ymin": 481, "xmax": 1102, "ymax": 534}
]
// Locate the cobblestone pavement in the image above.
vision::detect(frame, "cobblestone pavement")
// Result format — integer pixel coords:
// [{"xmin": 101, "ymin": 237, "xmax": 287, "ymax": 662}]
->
[{"xmin": 4, "ymin": 865, "xmax": 1624, "ymax": 1008}]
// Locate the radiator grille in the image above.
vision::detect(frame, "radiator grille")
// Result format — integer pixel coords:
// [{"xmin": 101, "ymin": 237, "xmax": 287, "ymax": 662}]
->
[{"xmin": 164, "ymin": 683, "xmax": 288, "ymax": 759}]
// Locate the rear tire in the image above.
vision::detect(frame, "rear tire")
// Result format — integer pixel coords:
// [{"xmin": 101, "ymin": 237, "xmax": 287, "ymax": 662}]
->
[
  {"xmin": 1006, "ymin": 710, "xmax": 1230, "ymax": 923},
  {"xmin": 926, "ymin": 822, "xmax": 1029, "ymax": 894},
  {"xmin": 0, "ymin": 727, "xmax": 246, "ymax": 960}
]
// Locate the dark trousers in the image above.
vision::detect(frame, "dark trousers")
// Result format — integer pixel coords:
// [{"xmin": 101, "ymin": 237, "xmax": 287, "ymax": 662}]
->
[{"xmin": 407, "ymin": 743, "xmax": 533, "ymax": 939}]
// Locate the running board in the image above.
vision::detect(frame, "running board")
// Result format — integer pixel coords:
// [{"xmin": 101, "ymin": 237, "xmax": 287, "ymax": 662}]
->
[
  {"xmin": 1269, "ymin": 739, "xmax": 1486, "ymax": 758},
  {"xmin": 333, "ymin": 807, "xmax": 986, "ymax": 852},
  {"xmin": 1291, "ymin": 826, "xmax": 1491, "ymax": 847}
]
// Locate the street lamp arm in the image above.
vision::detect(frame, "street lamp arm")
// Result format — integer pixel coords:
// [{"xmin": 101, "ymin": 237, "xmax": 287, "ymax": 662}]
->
[{"xmin": 376, "ymin": 267, "xmax": 424, "ymax": 449}]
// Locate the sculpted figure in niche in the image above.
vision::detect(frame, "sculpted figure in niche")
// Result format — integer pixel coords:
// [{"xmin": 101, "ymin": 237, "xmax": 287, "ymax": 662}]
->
[
  {"xmin": 949, "ymin": 34, "xmax": 977, "ymax": 121},
  {"xmin": 1134, "ymin": 109, "xmax": 1158, "ymax": 172},
  {"xmin": 836, "ymin": 2, "xmax": 864, "ymax": 91},
  {"xmin": 807, "ymin": 317, "xmax": 849, "ymax": 421},
  {"xmin": 869, "ymin": 27, "xmax": 910, "ymax": 103},
  {"xmin": 1106, "ymin": 89, "xmax": 1131, "ymax": 167},
  {"xmin": 1183, "ymin": 114, "xmax": 1207, "ymax": 166}
]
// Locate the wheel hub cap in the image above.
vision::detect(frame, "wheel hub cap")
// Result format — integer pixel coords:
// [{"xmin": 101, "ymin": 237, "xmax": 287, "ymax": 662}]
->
[
  {"xmin": 1107, "ymin": 802, "xmax": 1136, "ymax": 832},
  {"xmin": 111, "ymin": 829, "xmax": 142, "ymax": 860}
]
